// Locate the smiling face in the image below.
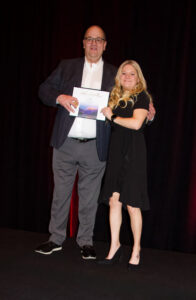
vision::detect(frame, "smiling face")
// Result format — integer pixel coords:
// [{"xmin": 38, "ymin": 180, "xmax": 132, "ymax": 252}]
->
[
  {"xmin": 83, "ymin": 26, "xmax": 107, "ymax": 64},
  {"xmin": 120, "ymin": 64, "xmax": 139, "ymax": 91}
]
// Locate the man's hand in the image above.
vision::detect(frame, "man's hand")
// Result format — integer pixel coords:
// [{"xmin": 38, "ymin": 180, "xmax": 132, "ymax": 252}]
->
[
  {"xmin": 147, "ymin": 102, "xmax": 156, "ymax": 121},
  {"xmin": 57, "ymin": 94, "xmax": 79, "ymax": 113}
]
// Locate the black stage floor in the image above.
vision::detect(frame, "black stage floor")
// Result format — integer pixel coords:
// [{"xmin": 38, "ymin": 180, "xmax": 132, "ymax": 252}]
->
[{"xmin": 0, "ymin": 228, "xmax": 196, "ymax": 300}]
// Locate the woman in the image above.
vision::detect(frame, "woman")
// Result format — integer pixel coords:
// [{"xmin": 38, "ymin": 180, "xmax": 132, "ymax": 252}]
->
[{"xmin": 99, "ymin": 60, "xmax": 152, "ymax": 268}]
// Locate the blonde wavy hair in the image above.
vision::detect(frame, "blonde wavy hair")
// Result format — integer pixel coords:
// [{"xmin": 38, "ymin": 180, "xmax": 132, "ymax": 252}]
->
[{"xmin": 109, "ymin": 60, "xmax": 152, "ymax": 108}]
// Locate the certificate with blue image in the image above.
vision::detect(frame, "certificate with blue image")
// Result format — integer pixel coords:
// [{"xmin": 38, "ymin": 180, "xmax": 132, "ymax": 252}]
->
[{"xmin": 70, "ymin": 87, "xmax": 109, "ymax": 121}]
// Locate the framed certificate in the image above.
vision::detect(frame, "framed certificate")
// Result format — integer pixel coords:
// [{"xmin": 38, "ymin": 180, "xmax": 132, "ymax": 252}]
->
[{"xmin": 70, "ymin": 87, "xmax": 109, "ymax": 121}]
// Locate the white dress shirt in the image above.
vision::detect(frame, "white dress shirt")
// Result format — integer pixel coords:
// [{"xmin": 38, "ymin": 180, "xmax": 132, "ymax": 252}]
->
[{"xmin": 68, "ymin": 57, "xmax": 103, "ymax": 139}]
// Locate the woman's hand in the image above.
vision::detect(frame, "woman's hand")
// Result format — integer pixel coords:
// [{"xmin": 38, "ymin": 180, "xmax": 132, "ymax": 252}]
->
[{"xmin": 101, "ymin": 107, "xmax": 113, "ymax": 120}]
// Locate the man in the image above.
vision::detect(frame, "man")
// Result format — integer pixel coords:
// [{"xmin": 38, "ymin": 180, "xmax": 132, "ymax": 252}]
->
[{"xmin": 35, "ymin": 25, "xmax": 117, "ymax": 259}]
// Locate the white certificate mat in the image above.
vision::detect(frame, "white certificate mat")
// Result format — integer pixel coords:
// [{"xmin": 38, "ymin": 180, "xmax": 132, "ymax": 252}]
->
[{"xmin": 70, "ymin": 87, "xmax": 109, "ymax": 121}]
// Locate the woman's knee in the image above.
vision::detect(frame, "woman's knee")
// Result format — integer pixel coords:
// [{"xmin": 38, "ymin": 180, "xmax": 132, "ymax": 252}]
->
[
  {"xmin": 109, "ymin": 193, "xmax": 120, "ymax": 208},
  {"xmin": 127, "ymin": 205, "xmax": 140, "ymax": 215}
]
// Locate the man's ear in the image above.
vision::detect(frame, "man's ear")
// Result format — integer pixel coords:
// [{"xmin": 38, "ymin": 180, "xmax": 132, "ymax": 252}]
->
[{"xmin": 103, "ymin": 41, "xmax": 107, "ymax": 51}]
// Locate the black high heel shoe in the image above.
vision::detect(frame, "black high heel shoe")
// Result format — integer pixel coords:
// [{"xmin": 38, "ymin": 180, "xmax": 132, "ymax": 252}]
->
[
  {"xmin": 127, "ymin": 252, "xmax": 141, "ymax": 269},
  {"xmin": 97, "ymin": 246, "xmax": 122, "ymax": 265}
]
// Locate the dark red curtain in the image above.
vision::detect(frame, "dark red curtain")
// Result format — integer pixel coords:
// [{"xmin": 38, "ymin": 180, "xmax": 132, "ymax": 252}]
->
[
  {"xmin": 69, "ymin": 176, "xmax": 79, "ymax": 237},
  {"xmin": 1, "ymin": 0, "xmax": 195, "ymax": 252}
]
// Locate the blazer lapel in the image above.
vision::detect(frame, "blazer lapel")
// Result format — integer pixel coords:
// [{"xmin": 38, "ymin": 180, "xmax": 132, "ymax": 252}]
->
[
  {"xmin": 101, "ymin": 61, "xmax": 114, "ymax": 92},
  {"xmin": 75, "ymin": 57, "xmax": 85, "ymax": 88}
]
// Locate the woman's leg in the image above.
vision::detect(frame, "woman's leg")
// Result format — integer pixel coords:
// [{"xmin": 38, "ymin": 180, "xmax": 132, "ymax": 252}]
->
[
  {"xmin": 127, "ymin": 205, "xmax": 142, "ymax": 265},
  {"xmin": 106, "ymin": 192, "xmax": 122, "ymax": 259}
]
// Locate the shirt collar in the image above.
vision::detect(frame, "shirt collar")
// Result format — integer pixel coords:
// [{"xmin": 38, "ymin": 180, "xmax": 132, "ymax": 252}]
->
[{"xmin": 84, "ymin": 57, "xmax": 103, "ymax": 70}]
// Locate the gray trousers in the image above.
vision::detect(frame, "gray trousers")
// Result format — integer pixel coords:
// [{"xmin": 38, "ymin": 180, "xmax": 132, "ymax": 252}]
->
[{"xmin": 49, "ymin": 137, "xmax": 106, "ymax": 247}]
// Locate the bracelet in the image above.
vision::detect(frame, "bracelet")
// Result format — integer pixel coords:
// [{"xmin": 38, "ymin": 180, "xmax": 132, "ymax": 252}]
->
[{"xmin": 111, "ymin": 114, "xmax": 117, "ymax": 122}]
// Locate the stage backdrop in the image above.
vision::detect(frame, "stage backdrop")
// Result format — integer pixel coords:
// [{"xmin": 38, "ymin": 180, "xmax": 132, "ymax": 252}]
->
[{"xmin": 1, "ymin": 0, "xmax": 195, "ymax": 253}]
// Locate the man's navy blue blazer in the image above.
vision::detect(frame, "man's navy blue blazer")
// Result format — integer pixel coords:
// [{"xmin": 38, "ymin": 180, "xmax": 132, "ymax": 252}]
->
[{"xmin": 38, "ymin": 57, "xmax": 117, "ymax": 161}]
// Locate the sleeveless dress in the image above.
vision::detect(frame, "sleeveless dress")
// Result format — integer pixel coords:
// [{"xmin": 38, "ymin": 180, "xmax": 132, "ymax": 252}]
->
[{"xmin": 99, "ymin": 90, "xmax": 150, "ymax": 210}]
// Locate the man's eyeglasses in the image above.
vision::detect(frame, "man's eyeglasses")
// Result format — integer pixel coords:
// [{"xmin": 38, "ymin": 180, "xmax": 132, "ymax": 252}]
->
[{"xmin": 84, "ymin": 37, "xmax": 105, "ymax": 44}]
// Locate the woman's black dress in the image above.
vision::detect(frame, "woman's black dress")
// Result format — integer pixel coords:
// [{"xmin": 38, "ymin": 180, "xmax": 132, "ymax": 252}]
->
[{"xmin": 99, "ymin": 91, "xmax": 150, "ymax": 210}]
